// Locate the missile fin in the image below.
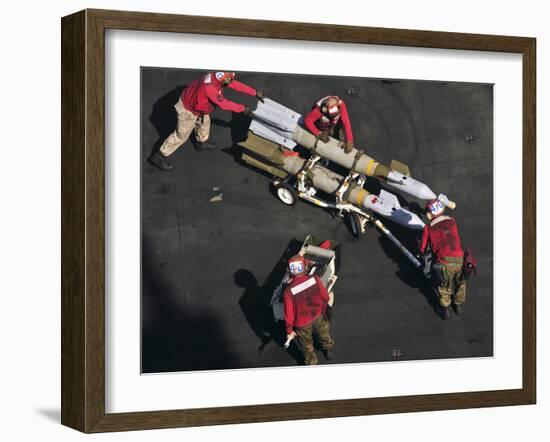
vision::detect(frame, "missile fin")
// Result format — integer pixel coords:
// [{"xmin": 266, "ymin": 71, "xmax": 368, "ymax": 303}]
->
[
  {"xmin": 249, "ymin": 120, "xmax": 297, "ymax": 149},
  {"xmin": 253, "ymin": 98, "xmax": 302, "ymax": 132},
  {"xmin": 390, "ymin": 159, "xmax": 411, "ymax": 176},
  {"xmin": 379, "ymin": 189, "xmax": 401, "ymax": 208}
]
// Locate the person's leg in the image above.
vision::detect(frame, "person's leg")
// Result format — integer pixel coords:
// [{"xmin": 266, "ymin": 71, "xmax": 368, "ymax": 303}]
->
[
  {"xmin": 151, "ymin": 102, "xmax": 197, "ymax": 170},
  {"xmin": 194, "ymin": 114, "xmax": 217, "ymax": 150},
  {"xmin": 313, "ymin": 315, "xmax": 335, "ymax": 360},
  {"xmin": 160, "ymin": 104, "xmax": 196, "ymax": 155},
  {"xmin": 431, "ymin": 264, "xmax": 451, "ymax": 319},
  {"xmin": 452, "ymin": 270, "xmax": 467, "ymax": 314},
  {"xmin": 437, "ymin": 284, "xmax": 452, "ymax": 306},
  {"xmin": 195, "ymin": 114, "xmax": 211, "ymax": 142},
  {"xmin": 296, "ymin": 323, "xmax": 318, "ymax": 365},
  {"xmin": 454, "ymin": 280, "xmax": 467, "ymax": 305}
]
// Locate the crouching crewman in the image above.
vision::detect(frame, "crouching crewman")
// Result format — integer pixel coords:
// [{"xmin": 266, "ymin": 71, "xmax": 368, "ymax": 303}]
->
[{"xmin": 303, "ymin": 95, "xmax": 355, "ymax": 153}]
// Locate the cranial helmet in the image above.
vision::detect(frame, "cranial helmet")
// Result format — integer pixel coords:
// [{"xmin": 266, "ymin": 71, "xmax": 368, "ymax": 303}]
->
[
  {"xmin": 323, "ymin": 97, "xmax": 341, "ymax": 116},
  {"xmin": 288, "ymin": 255, "xmax": 306, "ymax": 276},
  {"xmin": 215, "ymin": 71, "xmax": 235, "ymax": 84},
  {"xmin": 426, "ymin": 199, "xmax": 445, "ymax": 218}
]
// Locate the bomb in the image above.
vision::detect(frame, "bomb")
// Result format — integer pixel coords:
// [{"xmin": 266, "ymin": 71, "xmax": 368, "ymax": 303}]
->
[
  {"xmin": 239, "ymin": 131, "xmax": 425, "ymax": 230},
  {"xmin": 250, "ymin": 98, "xmax": 437, "ymax": 201}
]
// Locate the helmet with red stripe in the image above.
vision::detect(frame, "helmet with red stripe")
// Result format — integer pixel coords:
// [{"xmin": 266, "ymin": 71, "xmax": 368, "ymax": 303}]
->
[{"xmin": 320, "ymin": 96, "xmax": 341, "ymax": 117}]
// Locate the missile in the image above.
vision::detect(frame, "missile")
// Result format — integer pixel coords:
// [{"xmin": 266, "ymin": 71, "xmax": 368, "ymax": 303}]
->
[
  {"xmin": 238, "ymin": 132, "xmax": 425, "ymax": 230},
  {"xmin": 250, "ymin": 98, "xmax": 437, "ymax": 201}
]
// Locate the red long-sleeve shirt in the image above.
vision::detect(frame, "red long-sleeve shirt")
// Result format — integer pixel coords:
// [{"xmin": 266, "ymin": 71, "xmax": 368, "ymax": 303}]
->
[
  {"xmin": 283, "ymin": 274, "xmax": 330, "ymax": 334},
  {"xmin": 181, "ymin": 72, "xmax": 257, "ymax": 115},
  {"xmin": 303, "ymin": 97, "xmax": 354, "ymax": 143},
  {"xmin": 420, "ymin": 215, "xmax": 464, "ymax": 263}
]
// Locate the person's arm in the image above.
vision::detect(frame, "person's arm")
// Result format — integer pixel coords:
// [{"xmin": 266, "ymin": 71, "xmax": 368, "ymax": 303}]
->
[
  {"xmin": 227, "ymin": 79, "xmax": 257, "ymax": 97},
  {"xmin": 339, "ymin": 101, "xmax": 353, "ymax": 143},
  {"xmin": 304, "ymin": 108, "xmax": 322, "ymax": 136},
  {"xmin": 204, "ymin": 86, "xmax": 246, "ymax": 113},
  {"xmin": 419, "ymin": 225, "xmax": 430, "ymax": 254},
  {"xmin": 314, "ymin": 276, "xmax": 330, "ymax": 304},
  {"xmin": 283, "ymin": 289, "xmax": 296, "ymax": 335}
]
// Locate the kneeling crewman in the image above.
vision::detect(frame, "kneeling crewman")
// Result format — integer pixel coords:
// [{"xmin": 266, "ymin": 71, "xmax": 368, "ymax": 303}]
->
[
  {"xmin": 283, "ymin": 255, "xmax": 335, "ymax": 365},
  {"xmin": 420, "ymin": 199, "xmax": 467, "ymax": 319},
  {"xmin": 303, "ymin": 95, "xmax": 354, "ymax": 153}
]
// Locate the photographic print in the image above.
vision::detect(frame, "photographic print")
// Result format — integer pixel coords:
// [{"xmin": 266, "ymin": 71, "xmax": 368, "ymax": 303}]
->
[
  {"xmin": 61, "ymin": 9, "xmax": 537, "ymax": 432},
  {"xmin": 140, "ymin": 67, "xmax": 493, "ymax": 373}
]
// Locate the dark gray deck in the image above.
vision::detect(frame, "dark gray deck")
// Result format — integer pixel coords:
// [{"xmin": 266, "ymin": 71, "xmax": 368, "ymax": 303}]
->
[{"xmin": 141, "ymin": 68, "xmax": 493, "ymax": 373}]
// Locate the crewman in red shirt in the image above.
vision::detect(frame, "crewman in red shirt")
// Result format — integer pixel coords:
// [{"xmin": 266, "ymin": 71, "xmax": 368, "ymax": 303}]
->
[
  {"xmin": 150, "ymin": 71, "xmax": 265, "ymax": 171},
  {"xmin": 283, "ymin": 255, "xmax": 335, "ymax": 365},
  {"xmin": 420, "ymin": 199, "xmax": 466, "ymax": 318},
  {"xmin": 303, "ymin": 96, "xmax": 354, "ymax": 153}
]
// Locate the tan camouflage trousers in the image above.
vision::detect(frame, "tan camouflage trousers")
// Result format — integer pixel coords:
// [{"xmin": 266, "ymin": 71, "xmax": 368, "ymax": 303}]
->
[
  {"xmin": 323, "ymin": 125, "xmax": 346, "ymax": 142},
  {"xmin": 436, "ymin": 265, "xmax": 467, "ymax": 308},
  {"xmin": 159, "ymin": 100, "xmax": 211, "ymax": 157},
  {"xmin": 296, "ymin": 315, "xmax": 334, "ymax": 365}
]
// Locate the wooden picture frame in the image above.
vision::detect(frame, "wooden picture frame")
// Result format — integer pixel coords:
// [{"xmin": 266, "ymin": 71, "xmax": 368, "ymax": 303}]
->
[{"xmin": 61, "ymin": 8, "xmax": 536, "ymax": 433}]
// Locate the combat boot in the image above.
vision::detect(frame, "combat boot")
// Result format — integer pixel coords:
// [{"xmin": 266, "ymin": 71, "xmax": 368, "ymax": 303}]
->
[
  {"xmin": 195, "ymin": 141, "xmax": 218, "ymax": 151},
  {"xmin": 438, "ymin": 305, "xmax": 450, "ymax": 320},
  {"xmin": 323, "ymin": 347, "xmax": 335, "ymax": 360},
  {"xmin": 149, "ymin": 151, "xmax": 173, "ymax": 171}
]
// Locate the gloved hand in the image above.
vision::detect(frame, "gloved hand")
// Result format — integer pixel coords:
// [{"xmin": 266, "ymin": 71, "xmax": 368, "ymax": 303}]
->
[
  {"xmin": 437, "ymin": 193, "xmax": 449, "ymax": 206},
  {"xmin": 242, "ymin": 105, "xmax": 253, "ymax": 117},
  {"xmin": 255, "ymin": 90, "xmax": 265, "ymax": 103},
  {"xmin": 325, "ymin": 305, "xmax": 334, "ymax": 321},
  {"xmin": 317, "ymin": 131, "xmax": 330, "ymax": 143},
  {"xmin": 342, "ymin": 141, "xmax": 354, "ymax": 154},
  {"xmin": 284, "ymin": 331, "xmax": 297, "ymax": 348},
  {"xmin": 437, "ymin": 193, "xmax": 456, "ymax": 210}
]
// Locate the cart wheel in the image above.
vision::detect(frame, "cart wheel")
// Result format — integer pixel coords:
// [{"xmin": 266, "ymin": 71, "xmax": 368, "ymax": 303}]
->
[
  {"xmin": 275, "ymin": 182, "xmax": 297, "ymax": 206},
  {"xmin": 346, "ymin": 212, "xmax": 363, "ymax": 238}
]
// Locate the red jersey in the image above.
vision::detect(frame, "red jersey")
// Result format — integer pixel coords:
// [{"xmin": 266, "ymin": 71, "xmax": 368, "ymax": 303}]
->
[
  {"xmin": 283, "ymin": 274, "xmax": 330, "ymax": 334},
  {"xmin": 181, "ymin": 72, "xmax": 257, "ymax": 115},
  {"xmin": 303, "ymin": 96, "xmax": 354, "ymax": 143},
  {"xmin": 420, "ymin": 215, "xmax": 464, "ymax": 263}
]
